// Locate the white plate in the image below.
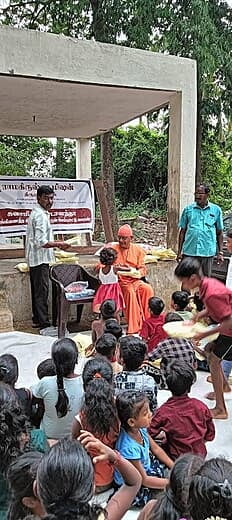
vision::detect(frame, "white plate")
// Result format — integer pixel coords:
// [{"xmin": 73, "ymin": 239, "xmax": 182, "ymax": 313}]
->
[{"xmin": 163, "ymin": 321, "xmax": 219, "ymax": 341}]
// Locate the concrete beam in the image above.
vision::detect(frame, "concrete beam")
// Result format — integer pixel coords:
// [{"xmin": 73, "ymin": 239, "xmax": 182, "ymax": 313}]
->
[{"xmin": 0, "ymin": 25, "xmax": 196, "ymax": 92}]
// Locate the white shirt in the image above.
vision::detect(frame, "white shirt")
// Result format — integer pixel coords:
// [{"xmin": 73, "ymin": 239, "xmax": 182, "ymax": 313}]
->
[
  {"xmin": 99, "ymin": 266, "xmax": 118, "ymax": 284},
  {"xmin": 25, "ymin": 203, "xmax": 55, "ymax": 267},
  {"xmin": 32, "ymin": 374, "xmax": 84, "ymax": 439}
]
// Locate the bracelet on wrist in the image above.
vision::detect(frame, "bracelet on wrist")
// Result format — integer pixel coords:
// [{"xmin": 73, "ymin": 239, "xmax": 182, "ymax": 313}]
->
[{"xmin": 219, "ymin": 251, "xmax": 224, "ymax": 255}]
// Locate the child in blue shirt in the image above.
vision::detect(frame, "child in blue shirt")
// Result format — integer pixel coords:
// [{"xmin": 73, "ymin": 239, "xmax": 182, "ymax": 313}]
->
[{"xmin": 115, "ymin": 390, "xmax": 173, "ymax": 506}]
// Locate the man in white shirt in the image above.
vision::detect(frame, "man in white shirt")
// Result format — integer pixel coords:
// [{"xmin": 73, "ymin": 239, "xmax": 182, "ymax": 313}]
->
[{"xmin": 25, "ymin": 185, "xmax": 68, "ymax": 329}]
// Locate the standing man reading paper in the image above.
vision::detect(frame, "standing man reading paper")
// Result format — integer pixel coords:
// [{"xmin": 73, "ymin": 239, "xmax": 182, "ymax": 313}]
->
[{"xmin": 25, "ymin": 185, "xmax": 68, "ymax": 330}]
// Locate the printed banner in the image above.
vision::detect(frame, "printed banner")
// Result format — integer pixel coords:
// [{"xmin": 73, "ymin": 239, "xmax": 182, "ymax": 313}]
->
[{"xmin": 0, "ymin": 177, "xmax": 95, "ymax": 235}]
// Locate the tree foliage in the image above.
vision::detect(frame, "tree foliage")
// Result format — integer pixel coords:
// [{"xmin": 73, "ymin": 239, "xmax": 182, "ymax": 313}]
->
[
  {"xmin": 0, "ymin": 0, "xmax": 231, "ymax": 211},
  {"xmin": 121, "ymin": 0, "xmax": 232, "ymax": 180},
  {"xmin": 92, "ymin": 125, "xmax": 168, "ymax": 210},
  {"xmin": 0, "ymin": 136, "xmax": 53, "ymax": 176},
  {"xmin": 92, "ymin": 124, "xmax": 232, "ymax": 213},
  {"xmin": 54, "ymin": 138, "xmax": 76, "ymax": 178},
  {"xmin": 201, "ymin": 134, "xmax": 232, "ymax": 211}
]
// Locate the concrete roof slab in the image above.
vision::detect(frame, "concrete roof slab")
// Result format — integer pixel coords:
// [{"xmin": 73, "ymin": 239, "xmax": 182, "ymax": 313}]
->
[
  {"xmin": 0, "ymin": 75, "xmax": 174, "ymax": 138},
  {"xmin": 0, "ymin": 25, "xmax": 196, "ymax": 138}
]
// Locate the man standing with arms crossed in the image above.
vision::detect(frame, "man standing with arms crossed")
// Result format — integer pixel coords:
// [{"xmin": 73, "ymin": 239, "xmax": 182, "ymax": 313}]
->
[
  {"xmin": 177, "ymin": 184, "xmax": 224, "ymax": 277},
  {"xmin": 26, "ymin": 185, "xmax": 68, "ymax": 330}
]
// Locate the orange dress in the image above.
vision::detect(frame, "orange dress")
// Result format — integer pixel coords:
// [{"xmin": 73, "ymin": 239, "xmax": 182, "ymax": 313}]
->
[
  {"xmin": 112, "ymin": 243, "xmax": 154, "ymax": 334},
  {"xmin": 77, "ymin": 411, "xmax": 119, "ymax": 490}
]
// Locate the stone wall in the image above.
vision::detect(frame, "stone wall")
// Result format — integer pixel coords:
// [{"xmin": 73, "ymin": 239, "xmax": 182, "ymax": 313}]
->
[{"xmin": 0, "ymin": 256, "xmax": 179, "ymax": 329}]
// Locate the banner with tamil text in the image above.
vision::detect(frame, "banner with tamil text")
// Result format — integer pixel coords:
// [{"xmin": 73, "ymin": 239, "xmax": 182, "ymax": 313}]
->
[{"xmin": 0, "ymin": 177, "xmax": 95, "ymax": 235}]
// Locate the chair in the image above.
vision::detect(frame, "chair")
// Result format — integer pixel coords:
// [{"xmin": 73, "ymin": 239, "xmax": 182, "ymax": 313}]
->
[{"xmin": 50, "ymin": 264, "xmax": 100, "ymax": 338}]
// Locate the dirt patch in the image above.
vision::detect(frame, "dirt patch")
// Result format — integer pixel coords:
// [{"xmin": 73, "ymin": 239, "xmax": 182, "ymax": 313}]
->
[
  {"xmin": 94, "ymin": 215, "xmax": 167, "ymax": 247},
  {"xmin": 131, "ymin": 216, "xmax": 167, "ymax": 247}
]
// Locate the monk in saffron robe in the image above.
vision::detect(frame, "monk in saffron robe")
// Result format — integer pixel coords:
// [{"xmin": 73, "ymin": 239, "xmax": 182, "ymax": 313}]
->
[{"xmin": 112, "ymin": 224, "xmax": 154, "ymax": 334}]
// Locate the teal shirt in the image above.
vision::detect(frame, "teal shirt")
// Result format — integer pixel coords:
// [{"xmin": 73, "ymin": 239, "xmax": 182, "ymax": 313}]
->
[{"xmin": 179, "ymin": 202, "xmax": 223, "ymax": 257}]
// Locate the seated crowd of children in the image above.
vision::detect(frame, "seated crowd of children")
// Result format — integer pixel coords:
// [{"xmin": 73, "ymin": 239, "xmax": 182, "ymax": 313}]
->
[{"xmin": 0, "ymin": 256, "xmax": 232, "ymax": 520}]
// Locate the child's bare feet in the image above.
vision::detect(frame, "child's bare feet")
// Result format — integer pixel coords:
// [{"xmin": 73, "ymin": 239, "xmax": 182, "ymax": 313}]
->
[{"xmin": 210, "ymin": 407, "xmax": 228, "ymax": 420}]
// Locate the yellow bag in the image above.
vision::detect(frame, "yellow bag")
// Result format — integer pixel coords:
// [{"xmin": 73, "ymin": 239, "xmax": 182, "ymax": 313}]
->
[
  {"xmin": 14, "ymin": 262, "xmax": 29, "ymax": 273},
  {"xmin": 151, "ymin": 248, "xmax": 176, "ymax": 260},
  {"xmin": 145, "ymin": 254, "xmax": 158, "ymax": 264},
  {"xmin": 73, "ymin": 333, "xmax": 92, "ymax": 355}
]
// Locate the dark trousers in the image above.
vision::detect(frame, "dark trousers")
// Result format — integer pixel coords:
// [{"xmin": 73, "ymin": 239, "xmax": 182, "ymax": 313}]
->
[
  {"xmin": 183, "ymin": 255, "xmax": 213, "ymax": 277},
  {"xmin": 29, "ymin": 263, "xmax": 50, "ymax": 328}
]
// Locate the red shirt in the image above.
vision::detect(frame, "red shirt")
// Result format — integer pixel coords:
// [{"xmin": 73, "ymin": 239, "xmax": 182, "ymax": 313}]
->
[
  {"xmin": 140, "ymin": 314, "xmax": 167, "ymax": 352},
  {"xmin": 149, "ymin": 395, "xmax": 215, "ymax": 459},
  {"xmin": 199, "ymin": 277, "xmax": 232, "ymax": 337}
]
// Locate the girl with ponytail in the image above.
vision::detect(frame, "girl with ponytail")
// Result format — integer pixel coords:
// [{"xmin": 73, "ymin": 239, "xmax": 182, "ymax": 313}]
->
[
  {"xmin": 32, "ymin": 338, "xmax": 83, "ymax": 440},
  {"xmin": 72, "ymin": 358, "xmax": 119, "ymax": 493},
  {"xmin": 36, "ymin": 434, "xmax": 141, "ymax": 520},
  {"xmin": 189, "ymin": 457, "xmax": 232, "ymax": 520}
]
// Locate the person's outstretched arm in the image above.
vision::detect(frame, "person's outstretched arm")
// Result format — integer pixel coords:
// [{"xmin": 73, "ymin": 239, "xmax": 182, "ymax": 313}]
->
[
  {"xmin": 128, "ymin": 458, "xmax": 168, "ymax": 490},
  {"xmin": 79, "ymin": 431, "xmax": 141, "ymax": 520},
  {"xmin": 106, "ymin": 452, "xmax": 142, "ymax": 520},
  {"xmin": 177, "ymin": 228, "xmax": 186, "ymax": 262},
  {"xmin": 149, "ymin": 435, "xmax": 173, "ymax": 469}
]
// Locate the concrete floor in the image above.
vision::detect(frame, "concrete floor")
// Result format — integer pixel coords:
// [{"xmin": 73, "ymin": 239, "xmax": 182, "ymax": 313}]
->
[{"xmin": 0, "ymin": 330, "xmax": 231, "ymax": 519}]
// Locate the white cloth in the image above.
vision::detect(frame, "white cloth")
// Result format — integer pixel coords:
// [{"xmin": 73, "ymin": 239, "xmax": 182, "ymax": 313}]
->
[
  {"xmin": 226, "ymin": 257, "xmax": 232, "ymax": 290},
  {"xmin": 25, "ymin": 203, "xmax": 55, "ymax": 267},
  {"xmin": 99, "ymin": 266, "xmax": 118, "ymax": 284},
  {"xmin": 32, "ymin": 374, "xmax": 84, "ymax": 439}
]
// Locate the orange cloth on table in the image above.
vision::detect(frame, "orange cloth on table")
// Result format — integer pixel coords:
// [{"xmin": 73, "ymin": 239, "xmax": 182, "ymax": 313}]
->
[{"xmin": 112, "ymin": 243, "xmax": 154, "ymax": 334}]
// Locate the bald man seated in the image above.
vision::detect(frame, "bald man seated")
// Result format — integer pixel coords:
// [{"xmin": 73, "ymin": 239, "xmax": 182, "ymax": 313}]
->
[{"xmin": 111, "ymin": 225, "xmax": 154, "ymax": 334}]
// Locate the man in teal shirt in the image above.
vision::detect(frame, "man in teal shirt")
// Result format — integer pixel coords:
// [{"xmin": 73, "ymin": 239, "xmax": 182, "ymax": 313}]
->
[{"xmin": 177, "ymin": 184, "xmax": 224, "ymax": 276}]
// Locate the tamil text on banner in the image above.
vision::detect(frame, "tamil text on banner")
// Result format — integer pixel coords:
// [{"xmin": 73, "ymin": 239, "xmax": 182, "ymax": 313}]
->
[{"xmin": 0, "ymin": 177, "xmax": 95, "ymax": 236}]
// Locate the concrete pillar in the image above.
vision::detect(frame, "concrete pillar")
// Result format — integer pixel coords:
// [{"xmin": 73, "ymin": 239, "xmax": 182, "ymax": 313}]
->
[
  {"xmin": 167, "ymin": 91, "xmax": 196, "ymax": 250},
  {"xmin": 75, "ymin": 138, "xmax": 93, "ymax": 245},
  {"xmin": 76, "ymin": 138, "xmax": 91, "ymax": 179}
]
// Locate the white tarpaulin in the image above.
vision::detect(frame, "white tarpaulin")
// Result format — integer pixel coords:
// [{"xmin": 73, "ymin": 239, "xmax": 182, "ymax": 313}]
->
[
  {"xmin": 0, "ymin": 177, "xmax": 95, "ymax": 236},
  {"xmin": 0, "ymin": 1, "xmax": 10, "ymax": 8},
  {"xmin": 0, "ymin": 331, "xmax": 86, "ymax": 387}
]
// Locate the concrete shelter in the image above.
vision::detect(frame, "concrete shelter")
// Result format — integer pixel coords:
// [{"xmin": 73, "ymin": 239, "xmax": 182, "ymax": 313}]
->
[{"xmin": 0, "ymin": 25, "xmax": 197, "ymax": 247}]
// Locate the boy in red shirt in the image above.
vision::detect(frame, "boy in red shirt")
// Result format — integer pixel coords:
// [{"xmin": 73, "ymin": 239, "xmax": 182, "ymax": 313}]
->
[
  {"xmin": 140, "ymin": 297, "xmax": 167, "ymax": 353},
  {"xmin": 175, "ymin": 257, "xmax": 232, "ymax": 419},
  {"xmin": 149, "ymin": 360, "xmax": 215, "ymax": 459}
]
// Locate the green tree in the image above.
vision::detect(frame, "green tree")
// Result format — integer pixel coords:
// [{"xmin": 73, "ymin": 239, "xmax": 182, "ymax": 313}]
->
[
  {"xmin": 1, "ymin": 0, "xmax": 128, "ymax": 236},
  {"xmin": 54, "ymin": 138, "xmax": 76, "ymax": 178},
  {"xmin": 0, "ymin": 136, "xmax": 53, "ymax": 176},
  {"xmin": 1, "ymin": 0, "xmax": 231, "ymax": 203},
  {"xmin": 92, "ymin": 125, "xmax": 168, "ymax": 211},
  {"xmin": 121, "ymin": 0, "xmax": 232, "ymax": 182},
  {"xmin": 202, "ymin": 133, "xmax": 232, "ymax": 212}
]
